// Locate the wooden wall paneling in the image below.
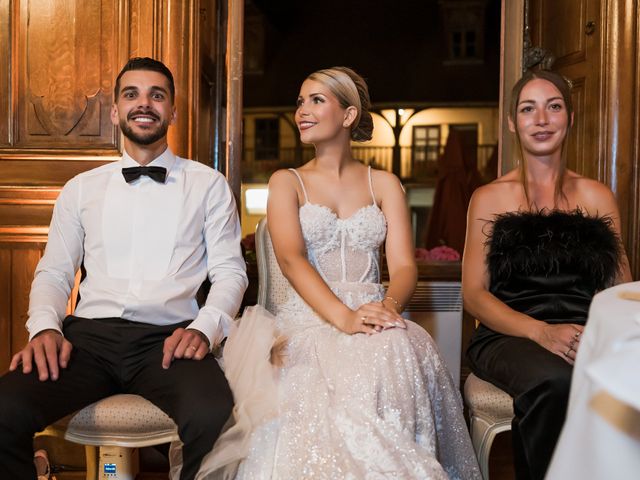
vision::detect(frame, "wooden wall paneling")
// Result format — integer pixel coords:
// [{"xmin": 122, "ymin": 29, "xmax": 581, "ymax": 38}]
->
[
  {"xmin": 0, "ymin": 159, "xmax": 112, "ymax": 187},
  {"xmin": 567, "ymin": 77, "xmax": 586, "ymax": 174},
  {"xmin": 0, "ymin": 249, "xmax": 11, "ymax": 373},
  {"xmin": 0, "ymin": 187, "xmax": 58, "ymax": 227},
  {"xmin": 14, "ymin": 0, "xmax": 119, "ymax": 151},
  {"xmin": 226, "ymin": 0, "xmax": 244, "ymax": 200},
  {"xmin": 632, "ymin": 1, "xmax": 640, "ymax": 279},
  {"xmin": 128, "ymin": 0, "xmax": 162, "ymax": 59},
  {"xmin": 498, "ymin": 0, "xmax": 524, "ymax": 173},
  {"xmin": 601, "ymin": 0, "xmax": 639, "ymax": 277},
  {"xmin": 0, "ymin": 0, "xmax": 10, "ymax": 146},
  {"xmin": 198, "ymin": 0, "xmax": 221, "ymax": 168},
  {"xmin": 161, "ymin": 0, "xmax": 200, "ymax": 160},
  {"xmin": 10, "ymin": 248, "xmax": 43, "ymax": 358}
]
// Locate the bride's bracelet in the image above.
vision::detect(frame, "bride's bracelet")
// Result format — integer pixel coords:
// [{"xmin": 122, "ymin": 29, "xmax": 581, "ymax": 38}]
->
[{"xmin": 383, "ymin": 295, "xmax": 402, "ymax": 311}]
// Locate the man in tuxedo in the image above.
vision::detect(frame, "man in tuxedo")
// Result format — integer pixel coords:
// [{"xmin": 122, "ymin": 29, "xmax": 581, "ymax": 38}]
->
[{"xmin": 0, "ymin": 57, "xmax": 247, "ymax": 480}]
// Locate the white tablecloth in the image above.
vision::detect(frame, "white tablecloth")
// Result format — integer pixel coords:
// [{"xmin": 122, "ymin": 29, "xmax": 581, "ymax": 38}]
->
[{"xmin": 546, "ymin": 281, "xmax": 640, "ymax": 479}]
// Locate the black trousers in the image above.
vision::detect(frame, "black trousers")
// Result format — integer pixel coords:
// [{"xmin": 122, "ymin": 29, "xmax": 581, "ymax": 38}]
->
[
  {"xmin": 467, "ymin": 335, "xmax": 572, "ymax": 480},
  {"xmin": 0, "ymin": 315, "xmax": 233, "ymax": 480}
]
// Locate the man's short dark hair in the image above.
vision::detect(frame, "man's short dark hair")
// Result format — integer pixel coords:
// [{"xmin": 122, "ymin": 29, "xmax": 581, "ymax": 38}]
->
[{"xmin": 114, "ymin": 57, "xmax": 175, "ymax": 101}]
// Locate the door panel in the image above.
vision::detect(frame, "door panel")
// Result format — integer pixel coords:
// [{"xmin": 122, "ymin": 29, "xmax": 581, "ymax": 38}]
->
[
  {"xmin": 530, "ymin": 0, "xmax": 601, "ymax": 180},
  {"xmin": 526, "ymin": 0, "xmax": 640, "ymax": 277}
]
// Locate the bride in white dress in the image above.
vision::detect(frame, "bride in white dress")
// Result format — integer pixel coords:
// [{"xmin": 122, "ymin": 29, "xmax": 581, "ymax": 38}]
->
[{"xmin": 197, "ymin": 67, "xmax": 480, "ymax": 480}]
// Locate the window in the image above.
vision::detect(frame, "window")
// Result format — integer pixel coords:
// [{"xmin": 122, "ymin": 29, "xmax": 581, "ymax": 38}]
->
[
  {"xmin": 412, "ymin": 125, "xmax": 441, "ymax": 163},
  {"xmin": 440, "ymin": 0, "xmax": 485, "ymax": 64},
  {"xmin": 254, "ymin": 118, "xmax": 279, "ymax": 160}
]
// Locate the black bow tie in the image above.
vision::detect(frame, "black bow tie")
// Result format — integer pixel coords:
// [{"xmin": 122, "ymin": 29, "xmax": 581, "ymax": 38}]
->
[{"xmin": 122, "ymin": 166, "xmax": 167, "ymax": 184}]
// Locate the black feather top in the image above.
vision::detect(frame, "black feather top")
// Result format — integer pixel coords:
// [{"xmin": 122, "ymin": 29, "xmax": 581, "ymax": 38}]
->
[
  {"xmin": 468, "ymin": 210, "xmax": 624, "ymax": 349},
  {"xmin": 486, "ymin": 209, "xmax": 622, "ymax": 292}
]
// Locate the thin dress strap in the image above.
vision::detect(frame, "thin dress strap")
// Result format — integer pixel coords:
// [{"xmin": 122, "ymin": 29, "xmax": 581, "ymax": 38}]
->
[
  {"xmin": 288, "ymin": 168, "xmax": 309, "ymax": 203},
  {"xmin": 367, "ymin": 166, "xmax": 376, "ymax": 205}
]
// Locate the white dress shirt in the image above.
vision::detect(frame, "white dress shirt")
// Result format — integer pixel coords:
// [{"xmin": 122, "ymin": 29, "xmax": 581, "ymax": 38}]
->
[{"xmin": 27, "ymin": 148, "xmax": 248, "ymax": 348}]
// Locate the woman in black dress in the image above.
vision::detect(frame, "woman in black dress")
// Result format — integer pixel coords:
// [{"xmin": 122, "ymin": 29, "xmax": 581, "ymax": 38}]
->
[{"xmin": 462, "ymin": 69, "xmax": 631, "ymax": 480}]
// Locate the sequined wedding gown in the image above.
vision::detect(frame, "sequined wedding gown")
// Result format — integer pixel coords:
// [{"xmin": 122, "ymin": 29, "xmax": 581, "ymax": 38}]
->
[{"xmin": 197, "ymin": 169, "xmax": 480, "ymax": 480}]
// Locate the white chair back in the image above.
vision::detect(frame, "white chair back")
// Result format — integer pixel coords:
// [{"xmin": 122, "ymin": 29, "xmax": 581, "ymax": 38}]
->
[{"xmin": 255, "ymin": 217, "xmax": 294, "ymax": 314}]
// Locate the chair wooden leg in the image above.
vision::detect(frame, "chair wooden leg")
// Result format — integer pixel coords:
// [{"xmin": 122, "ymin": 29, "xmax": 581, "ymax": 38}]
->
[
  {"xmin": 84, "ymin": 445, "xmax": 98, "ymax": 480},
  {"xmin": 470, "ymin": 415, "xmax": 492, "ymax": 480},
  {"xmin": 470, "ymin": 414, "xmax": 513, "ymax": 480}
]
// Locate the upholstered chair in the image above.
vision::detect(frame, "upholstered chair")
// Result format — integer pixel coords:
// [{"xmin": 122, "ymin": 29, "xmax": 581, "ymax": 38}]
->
[
  {"xmin": 463, "ymin": 373, "xmax": 514, "ymax": 479},
  {"xmin": 41, "ymin": 394, "xmax": 179, "ymax": 480}
]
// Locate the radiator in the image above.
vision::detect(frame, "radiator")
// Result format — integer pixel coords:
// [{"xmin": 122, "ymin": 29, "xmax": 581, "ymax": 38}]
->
[{"xmin": 402, "ymin": 281, "xmax": 463, "ymax": 387}]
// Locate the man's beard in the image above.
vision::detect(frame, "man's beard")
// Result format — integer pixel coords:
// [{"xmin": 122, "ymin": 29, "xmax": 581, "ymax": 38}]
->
[{"xmin": 119, "ymin": 116, "xmax": 170, "ymax": 146}]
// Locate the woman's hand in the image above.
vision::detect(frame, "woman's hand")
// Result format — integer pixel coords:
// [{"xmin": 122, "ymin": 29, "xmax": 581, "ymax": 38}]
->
[
  {"xmin": 532, "ymin": 323, "xmax": 584, "ymax": 365},
  {"xmin": 335, "ymin": 302, "xmax": 407, "ymax": 335}
]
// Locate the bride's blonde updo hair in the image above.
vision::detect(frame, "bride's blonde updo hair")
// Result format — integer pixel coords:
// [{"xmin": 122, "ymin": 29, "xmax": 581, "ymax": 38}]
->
[{"xmin": 306, "ymin": 66, "xmax": 374, "ymax": 142}]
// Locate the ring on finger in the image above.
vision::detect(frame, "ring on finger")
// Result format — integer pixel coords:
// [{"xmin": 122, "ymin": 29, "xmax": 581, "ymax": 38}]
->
[
  {"xmin": 564, "ymin": 348, "xmax": 572, "ymax": 357},
  {"xmin": 574, "ymin": 331, "xmax": 581, "ymax": 339},
  {"xmin": 361, "ymin": 315, "xmax": 368, "ymax": 323},
  {"xmin": 189, "ymin": 345, "xmax": 198, "ymax": 351}
]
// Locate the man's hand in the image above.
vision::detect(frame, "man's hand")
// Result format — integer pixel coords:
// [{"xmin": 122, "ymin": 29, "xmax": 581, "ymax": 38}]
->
[
  {"xmin": 9, "ymin": 330, "xmax": 73, "ymax": 381},
  {"xmin": 162, "ymin": 328, "xmax": 210, "ymax": 369}
]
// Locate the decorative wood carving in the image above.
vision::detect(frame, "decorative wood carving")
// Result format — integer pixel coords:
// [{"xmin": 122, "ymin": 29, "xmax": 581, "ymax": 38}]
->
[
  {"xmin": 13, "ymin": 0, "xmax": 119, "ymax": 150},
  {"xmin": 534, "ymin": 0, "xmax": 589, "ymax": 66},
  {"xmin": 523, "ymin": 0, "xmax": 555, "ymax": 71}
]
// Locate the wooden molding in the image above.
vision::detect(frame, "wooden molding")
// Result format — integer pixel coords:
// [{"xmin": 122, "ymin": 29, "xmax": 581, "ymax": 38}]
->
[
  {"xmin": 600, "ymin": 0, "xmax": 639, "ymax": 276},
  {"xmin": 226, "ymin": 0, "xmax": 244, "ymax": 201},
  {"xmin": 499, "ymin": 0, "xmax": 524, "ymax": 175}
]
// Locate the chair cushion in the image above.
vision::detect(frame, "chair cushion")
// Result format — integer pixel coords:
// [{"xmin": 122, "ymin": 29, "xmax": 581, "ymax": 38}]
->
[
  {"xmin": 64, "ymin": 394, "xmax": 179, "ymax": 447},
  {"xmin": 464, "ymin": 373, "xmax": 514, "ymax": 422}
]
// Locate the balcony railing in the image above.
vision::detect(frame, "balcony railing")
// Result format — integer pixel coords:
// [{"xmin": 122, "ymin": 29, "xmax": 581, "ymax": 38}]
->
[{"xmin": 242, "ymin": 145, "xmax": 496, "ymax": 182}]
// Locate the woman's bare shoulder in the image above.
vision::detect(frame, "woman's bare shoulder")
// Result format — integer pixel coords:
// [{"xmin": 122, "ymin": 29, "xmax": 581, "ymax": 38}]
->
[
  {"xmin": 565, "ymin": 170, "xmax": 609, "ymax": 193},
  {"xmin": 565, "ymin": 171, "xmax": 617, "ymax": 213},
  {"xmin": 270, "ymin": 168, "xmax": 292, "ymax": 182},
  {"xmin": 370, "ymin": 166, "xmax": 400, "ymax": 183},
  {"xmin": 370, "ymin": 167, "xmax": 404, "ymax": 195},
  {"xmin": 268, "ymin": 168, "xmax": 301, "ymax": 193},
  {"xmin": 471, "ymin": 171, "xmax": 522, "ymax": 209}
]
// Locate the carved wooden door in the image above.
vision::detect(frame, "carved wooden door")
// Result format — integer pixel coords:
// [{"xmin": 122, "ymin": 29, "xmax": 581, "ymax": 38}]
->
[{"xmin": 529, "ymin": 0, "xmax": 602, "ymax": 180}]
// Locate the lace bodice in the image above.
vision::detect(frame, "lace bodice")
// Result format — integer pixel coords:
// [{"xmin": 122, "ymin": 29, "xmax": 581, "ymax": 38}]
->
[
  {"xmin": 299, "ymin": 202, "xmax": 386, "ymax": 283},
  {"xmin": 291, "ymin": 168, "xmax": 387, "ymax": 285}
]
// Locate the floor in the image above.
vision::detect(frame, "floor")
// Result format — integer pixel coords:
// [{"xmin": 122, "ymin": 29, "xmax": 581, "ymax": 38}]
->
[
  {"xmin": 489, "ymin": 431, "xmax": 516, "ymax": 479},
  {"xmin": 52, "ymin": 434, "xmax": 516, "ymax": 480}
]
